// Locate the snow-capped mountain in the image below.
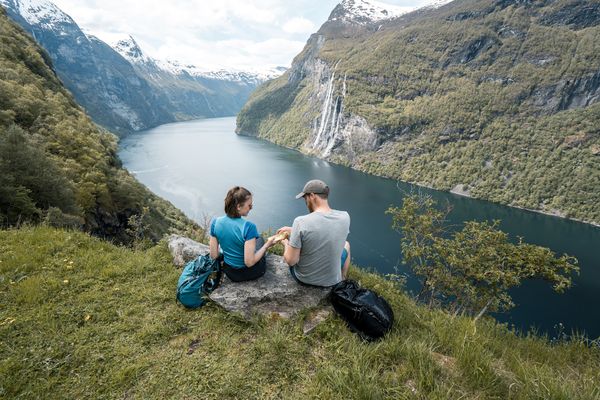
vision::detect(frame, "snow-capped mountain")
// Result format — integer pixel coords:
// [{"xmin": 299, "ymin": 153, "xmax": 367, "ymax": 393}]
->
[
  {"xmin": 112, "ymin": 35, "xmax": 285, "ymax": 85},
  {"xmin": 1, "ymin": 0, "xmax": 173, "ymax": 134},
  {"xmin": 107, "ymin": 35, "xmax": 284, "ymax": 123},
  {"xmin": 113, "ymin": 35, "xmax": 154, "ymax": 65},
  {"xmin": 154, "ymin": 58, "xmax": 285, "ymax": 84},
  {"xmin": 330, "ymin": 0, "xmax": 454, "ymax": 25},
  {"xmin": 330, "ymin": 0, "xmax": 412, "ymax": 25},
  {"xmin": 0, "ymin": 0, "xmax": 74, "ymax": 28}
]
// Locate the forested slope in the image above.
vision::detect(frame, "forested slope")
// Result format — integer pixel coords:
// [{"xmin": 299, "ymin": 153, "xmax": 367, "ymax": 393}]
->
[{"xmin": 0, "ymin": 9, "xmax": 196, "ymax": 243}]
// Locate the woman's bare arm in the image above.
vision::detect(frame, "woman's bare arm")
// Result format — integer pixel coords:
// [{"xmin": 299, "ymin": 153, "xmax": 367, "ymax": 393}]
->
[
  {"xmin": 244, "ymin": 237, "xmax": 275, "ymax": 267},
  {"xmin": 209, "ymin": 236, "xmax": 220, "ymax": 260}
]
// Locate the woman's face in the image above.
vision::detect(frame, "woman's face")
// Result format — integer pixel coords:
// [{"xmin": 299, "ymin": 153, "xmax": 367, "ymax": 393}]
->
[{"xmin": 237, "ymin": 196, "xmax": 253, "ymax": 217}]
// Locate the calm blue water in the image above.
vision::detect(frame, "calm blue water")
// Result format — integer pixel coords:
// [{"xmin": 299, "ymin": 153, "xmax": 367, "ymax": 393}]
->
[{"xmin": 118, "ymin": 117, "xmax": 600, "ymax": 339}]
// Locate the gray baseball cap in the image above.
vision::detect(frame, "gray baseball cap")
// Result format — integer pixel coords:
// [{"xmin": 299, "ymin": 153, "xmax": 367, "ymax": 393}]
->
[{"xmin": 295, "ymin": 179, "xmax": 330, "ymax": 199}]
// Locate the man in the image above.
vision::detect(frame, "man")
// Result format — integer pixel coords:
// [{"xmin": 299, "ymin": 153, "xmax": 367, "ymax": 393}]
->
[{"xmin": 277, "ymin": 179, "xmax": 351, "ymax": 287}]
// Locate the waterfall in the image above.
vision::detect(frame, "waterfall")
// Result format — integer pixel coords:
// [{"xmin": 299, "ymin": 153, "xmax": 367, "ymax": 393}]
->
[
  {"xmin": 311, "ymin": 62, "xmax": 351, "ymax": 158},
  {"xmin": 313, "ymin": 69, "xmax": 336, "ymax": 147}
]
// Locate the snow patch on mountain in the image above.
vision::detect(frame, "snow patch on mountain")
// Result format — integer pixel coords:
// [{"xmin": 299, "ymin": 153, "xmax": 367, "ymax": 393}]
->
[
  {"xmin": 112, "ymin": 35, "xmax": 153, "ymax": 65},
  {"xmin": 0, "ymin": 0, "xmax": 74, "ymax": 28},
  {"xmin": 331, "ymin": 0, "xmax": 454, "ymax": 25},
  {"xmin": 421, "ymin": 0, "xmax": 454, "ymax": 11},
  {"xmin": 155, "ymin": 59, "xmax": 285, "ymax": 82},
  {"xmin": 332, "ymin": 0, "xmax": 412, "ymax": 24}
]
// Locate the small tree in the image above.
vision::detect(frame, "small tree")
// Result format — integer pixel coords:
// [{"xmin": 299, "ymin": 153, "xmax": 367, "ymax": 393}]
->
[
  {"xmin": 387, "ymin": 194, "xmax": 579, "ymax": 318},
  {"xmin": 126, "ymin": 206, "xmax": 151, "ymax": 249}
]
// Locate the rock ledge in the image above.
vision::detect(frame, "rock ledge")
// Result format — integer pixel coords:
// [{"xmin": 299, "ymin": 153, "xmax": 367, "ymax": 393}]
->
[{"xmin": 168, "ymin": 235, "xmax": 330, "ymax": 320}]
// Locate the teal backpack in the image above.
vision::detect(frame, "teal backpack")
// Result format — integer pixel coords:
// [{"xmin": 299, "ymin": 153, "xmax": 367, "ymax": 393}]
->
[{"xmin": 176, "ymin": 253, "xmax": 222, "ymax": 308}]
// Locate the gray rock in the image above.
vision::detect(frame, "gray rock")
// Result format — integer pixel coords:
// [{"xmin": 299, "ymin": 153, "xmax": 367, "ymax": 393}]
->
[
  {"xmin": 168, "ymin": 235, "xmax": 331, "ymax": 320},
  {"xmin": 168, "ymin": 235, "xmax": 209, "ymax": 267}
]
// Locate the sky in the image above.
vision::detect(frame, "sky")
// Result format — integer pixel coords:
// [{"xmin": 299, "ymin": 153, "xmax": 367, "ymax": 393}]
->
[{"xmin": 51, "ymin": 0, "xmax": 442, "ymax": 71}]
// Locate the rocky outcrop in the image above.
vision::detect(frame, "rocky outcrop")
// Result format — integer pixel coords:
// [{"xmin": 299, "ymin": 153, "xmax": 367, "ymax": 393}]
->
[
  {"xmin": 531, "ymin": 71, "xmax": 600, "ymax": 113},
  {"xmin": 539, "ymin": 1, "xmax": 600, "ymax": 30},
  {"xmin": 444, "ymin": 34, "xmax": 502, "ymax": 67},
  {"xmin": 168, "ymin": 235, "xmax": 331, "ymax": 321},
  {"xmin": 168, "ymin": 235, "xmax": 209, "ymax": 267}
]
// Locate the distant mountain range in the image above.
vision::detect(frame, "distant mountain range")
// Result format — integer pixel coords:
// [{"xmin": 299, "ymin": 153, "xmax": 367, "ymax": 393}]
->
[
  {"xmin": 237, "ymin": 0, "xmax": 600, "ymax": 225},
  {"xmin": 0, "ymin": 0, "xmax": 284, "ymax": 135},
  {"xmin": 112, "ymin": 35, "xmax": 285, "ymax": 127}
]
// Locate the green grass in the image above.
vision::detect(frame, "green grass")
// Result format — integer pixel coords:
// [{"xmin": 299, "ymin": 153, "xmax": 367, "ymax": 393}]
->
[{"xmin": 1, "ymin": 226, "xmax": 599, "ymax": 399}]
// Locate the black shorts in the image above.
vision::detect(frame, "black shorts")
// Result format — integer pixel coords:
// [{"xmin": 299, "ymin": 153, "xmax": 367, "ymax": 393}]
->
[{"xmin": 222, "ymin": 237, "xmax": 267, "ymax": 282}]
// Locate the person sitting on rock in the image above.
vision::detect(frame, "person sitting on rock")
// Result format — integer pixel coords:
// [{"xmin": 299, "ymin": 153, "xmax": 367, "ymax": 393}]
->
[
  {"xmin": 277, "ymin": 179, "xmax": 351, "ymax": 287},
  {"xmin": 209, "ymin": 186, "xmax": 276, "ymax": 282}
]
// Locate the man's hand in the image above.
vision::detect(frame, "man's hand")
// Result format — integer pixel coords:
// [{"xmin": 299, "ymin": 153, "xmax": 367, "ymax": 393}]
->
[{"xmin": 277, "ymin": 226, "xmax": 292, "ymax": 235}]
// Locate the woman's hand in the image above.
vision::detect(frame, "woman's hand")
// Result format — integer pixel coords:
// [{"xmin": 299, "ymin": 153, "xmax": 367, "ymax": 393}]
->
[{"xmin": 265, "ymin": 236, "xmax": 276, "ymax": 248}]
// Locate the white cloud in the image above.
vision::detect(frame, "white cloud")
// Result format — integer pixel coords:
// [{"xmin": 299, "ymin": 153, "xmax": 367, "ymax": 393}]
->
[
  {"xmin": 282, "ymin": 17, "xmax": 316, "ymax": 34},
  {"xmin": 151, "ymin": 37, "xmax": 306, "ymax": 70}
]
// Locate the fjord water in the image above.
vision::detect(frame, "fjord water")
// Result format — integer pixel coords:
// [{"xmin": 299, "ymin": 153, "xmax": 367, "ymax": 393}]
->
[{"xmin": 118, "ymin": 117, "xmax": 600, "ymax": 339}]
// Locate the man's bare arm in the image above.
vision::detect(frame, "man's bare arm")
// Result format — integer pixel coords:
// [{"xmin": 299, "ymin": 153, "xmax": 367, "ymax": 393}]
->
[{"xmin": 282, "ymin": 239, "xmax": 300, "ymax": 266}]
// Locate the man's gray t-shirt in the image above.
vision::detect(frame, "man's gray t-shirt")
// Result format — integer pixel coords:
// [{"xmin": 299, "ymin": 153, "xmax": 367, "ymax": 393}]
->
[{"xmin": 289, "ymin": 210, "xmax": 350, "ymax": 287}]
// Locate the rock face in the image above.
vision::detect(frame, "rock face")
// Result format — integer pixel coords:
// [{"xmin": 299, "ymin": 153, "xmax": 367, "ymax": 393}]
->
[
  {"xmin": 168, "ymin": 235, "xmax": 330, "ymax": 320},
  {"xmin": 304, "ymin": 59, "xmax": 379, "ymax": 161}
]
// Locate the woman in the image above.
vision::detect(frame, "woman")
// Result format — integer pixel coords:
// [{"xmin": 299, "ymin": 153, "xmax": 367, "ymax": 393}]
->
[{"xmin": 209, "ymin": 186, "xmax": 275, "ymax": 282}]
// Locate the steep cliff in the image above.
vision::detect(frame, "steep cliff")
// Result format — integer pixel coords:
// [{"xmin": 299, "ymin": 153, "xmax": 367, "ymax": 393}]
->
[{"xmin": 237, "ymin": 0, "xmax": 600, "ymax": 224}]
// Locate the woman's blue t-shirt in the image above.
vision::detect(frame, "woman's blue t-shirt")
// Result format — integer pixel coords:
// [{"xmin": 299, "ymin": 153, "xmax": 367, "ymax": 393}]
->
[{"xmin": 210, "ymin": 216, "xmax": 259, "ymax": 268}]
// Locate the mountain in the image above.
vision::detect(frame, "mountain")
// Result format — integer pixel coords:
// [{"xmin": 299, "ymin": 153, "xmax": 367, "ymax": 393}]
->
[
  {"xmin": 112, "ymin": 35, "xmax": 285, "ymax": 121},
  {"xmin": 237, "ymin": 0, "xmax": 600, "ymax": 225},
  {"xmin": 0, "ymin": 0, "xmax": 284, "ymax": 135},
  {"xmin": 329, "ymin": 0, "xmax": 451, "ymax": 24},
  {"xmin": 0, "ymin": 0, "xmax": 174, "ymax": 135},
  {"xmin": 0, "ymin": 7, "xmax": 196, "ymax": 242}
]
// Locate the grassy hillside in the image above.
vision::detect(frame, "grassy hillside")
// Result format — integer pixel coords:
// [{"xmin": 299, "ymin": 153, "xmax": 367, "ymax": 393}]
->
[
  {"xmin": 0, "ymin": 9, "xmax": 197, "ymax": 243},
  {"xmin": 1, "ymin": 226, "xmax": 599, "ymax": 399},
  {"xmin": 237, "ymin": 0, "xmax": 600, "ymax": 225}
]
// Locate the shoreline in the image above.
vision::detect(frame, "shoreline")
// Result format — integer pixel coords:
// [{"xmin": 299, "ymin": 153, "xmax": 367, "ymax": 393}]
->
[{"xmin": 237, "ymin": 130, "xmax": 600, "ymax": 229}]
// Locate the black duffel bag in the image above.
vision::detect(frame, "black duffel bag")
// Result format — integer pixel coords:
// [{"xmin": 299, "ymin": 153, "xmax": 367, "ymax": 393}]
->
[{"xmin": 330, "ymin": 279, "xmax": 394, "ymax": 341}]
